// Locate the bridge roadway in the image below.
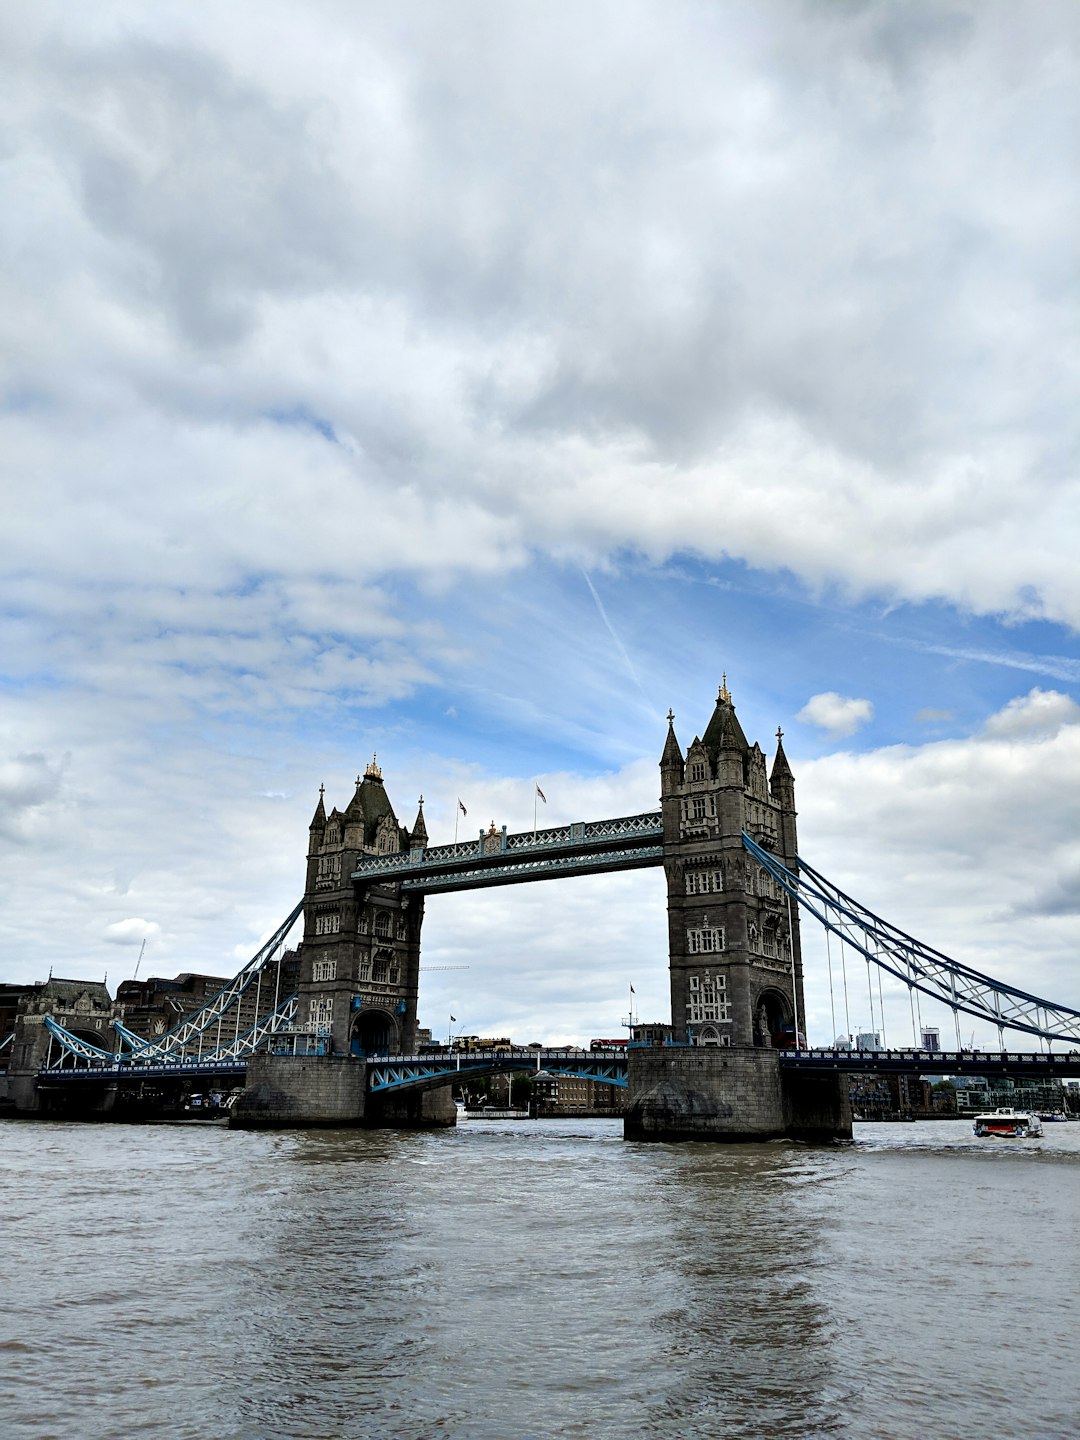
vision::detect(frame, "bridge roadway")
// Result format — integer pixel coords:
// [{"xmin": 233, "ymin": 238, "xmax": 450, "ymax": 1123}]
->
[
  {"xmin": 350, "ymin": 811, "xmax": 664, "ymax": 892},
  {"xmin": 34, "ymin": 1046, "xmax": 1080, "ymax": 1097},
  {"xmin": 779, "ymin": 1048, "xmax": 1080, "ymax": 1079}
]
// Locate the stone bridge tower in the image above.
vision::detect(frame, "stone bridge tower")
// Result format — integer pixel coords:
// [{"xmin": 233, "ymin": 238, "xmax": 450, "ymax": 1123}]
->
[
  {"xmin": 299, "ymin": 757, "xmax": 426, "ymax": 1058},
  {"xmin": 660, "ymin": 677, "xmax": 804, "ymax": 1049},
  {"xmin": 626, "ymin": 678, "xmax": 849, "ymax": 1142}
]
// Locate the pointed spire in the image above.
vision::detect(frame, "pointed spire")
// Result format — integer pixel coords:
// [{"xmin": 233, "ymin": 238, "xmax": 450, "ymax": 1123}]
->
[
  {"xmin": 411, "ymin": 794, "xmax": 428, "ymax": 846},
  {"xmin": 703, "ymin": 673, "xmax": 749, "ymax": 756},
  {"xmin": 770, "ymin": 725, "xmax": 795, "ymax": 797},
  {"xmin": 309, "ymin": 784, "xmax": 327, "ymax": 828},
  {"xmin": 660, "ymin": 708, "xmax": 684, "ymax": 779}
]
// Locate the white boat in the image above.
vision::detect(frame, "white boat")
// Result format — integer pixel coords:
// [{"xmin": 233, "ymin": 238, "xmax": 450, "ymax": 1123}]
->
[{"xmin": 972, "ymin": 1107, "xmax": 1043, "ymax": 1138}]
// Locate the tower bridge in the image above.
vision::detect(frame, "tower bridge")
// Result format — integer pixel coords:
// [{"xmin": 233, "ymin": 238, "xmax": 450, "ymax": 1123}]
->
[{"xmin": 9, "ymin": 678, "xmax": 1080, "ymax": 1140}]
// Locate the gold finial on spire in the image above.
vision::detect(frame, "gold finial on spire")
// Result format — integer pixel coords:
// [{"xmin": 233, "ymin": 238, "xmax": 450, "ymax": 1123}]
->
[
  {"xmin": 364, "ymin": 753, "xmax": 383, "ymax": 780},
  {"xmin": 719, "ymin": 672, "xmax": 731, "ymax": 703}
]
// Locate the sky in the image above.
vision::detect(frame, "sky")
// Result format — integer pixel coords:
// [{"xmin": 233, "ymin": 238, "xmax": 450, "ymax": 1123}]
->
[{"xmin": 2, "ymin": 0, "xmax": 1078, "ymax": 1051}]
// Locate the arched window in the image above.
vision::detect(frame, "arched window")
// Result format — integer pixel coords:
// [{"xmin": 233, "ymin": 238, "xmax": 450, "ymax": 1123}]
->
[{"xmin": 373, "ymin": 911, "xmax": 391, "ymax": 939}]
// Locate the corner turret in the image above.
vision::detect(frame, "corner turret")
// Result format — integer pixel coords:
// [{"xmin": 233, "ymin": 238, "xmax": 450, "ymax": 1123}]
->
[{"xmin": 410, "ymin": 796, "xmax": 428, "ymax": 849}]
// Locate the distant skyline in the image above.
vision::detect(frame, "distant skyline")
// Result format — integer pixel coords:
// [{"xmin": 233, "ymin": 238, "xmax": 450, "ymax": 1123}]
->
[{"xmin": 2, "ymin": 1, "xmax": 1078, "ymax": 1049}]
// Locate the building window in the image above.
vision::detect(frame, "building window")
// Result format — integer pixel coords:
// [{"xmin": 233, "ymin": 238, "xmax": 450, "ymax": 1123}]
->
[
  {"xmin": 312, "ymin": 960, "xmax": 337, "ymax": 983},
  {"xmin": 686, "ymin": 868, "xmax": 723, "ymax": 896},
  {"xmin": 373, "ymin": 911, "xmax": 391, "ymax": 938},
  {"xmin": 308, "ymin": 996, "xmax": 333, "ymax": 1031},
  {"xmin": 317, "ymin": 854, "xmax": 341, "ymax": 881},
  {"xmin": 687, "ymin": 972, "xmax": 730, "ymax": 1026},
  {"xmin": 689, "ymin": 761, "xmax": 706, "ymax": 782},
  {"xmin": 313, "ymin": 912, "xmax": 341, "ymax": 936},
  {"xmin": 687, "ymin": 927, "xmax": 725, "ymax": 955},
  {"xmin": 692, "ymin": 795, "xmax": 706, "ymax": 820},
  {"xmin": 371, "ymin": 952, "xmax": 400, "ymax": 986}
]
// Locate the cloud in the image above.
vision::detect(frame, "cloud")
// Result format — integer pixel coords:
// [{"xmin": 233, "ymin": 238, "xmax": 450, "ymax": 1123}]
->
[
  {"xmin": 796, "ymin": 689, "xmax": 1080, "ymax": 1043},
  {"xmin": 102, "ymin": 918, "xmax": 161, "ymax": 946},
  {"xmin": 1, "ymin": 1, "xmax": 1078, "ymax": 627},
  {"xmin": 981, "ymin": 687, "xmax": 1080, "ymax": 740},
  {"xmin": 797, "ymin": 693, "xmax": 874, "ymax": 738},
  {"xmin": 0, "ymin": 752, "xmax": 68, "ymax": 843}
]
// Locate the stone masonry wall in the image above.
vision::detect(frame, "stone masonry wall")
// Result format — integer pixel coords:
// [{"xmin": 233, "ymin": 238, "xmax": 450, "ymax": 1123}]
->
[
  {"xmin": 624, "ymin": 1046, "xmax": 786, "ymax": 1141},
  {"xmin": 231, "ymin": 1054, "xmax": 367, "ymax": 1128}
]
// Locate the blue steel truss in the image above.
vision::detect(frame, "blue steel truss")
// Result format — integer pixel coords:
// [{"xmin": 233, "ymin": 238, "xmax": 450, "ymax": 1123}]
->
[
  {"xmin": 353, "ymin": 812, "xmax": 663, "ymax": 892},
  {"xmin": 111, "ymin": 901, "xmax": 303, "ymax": 1063},
  {"xmin": 366, "ymin": 1048, "xmax": 628, "ymax": 1094},
  {"xmin": 742, "ymin": 832, "xmax": 1080, "ymax": 1047}
]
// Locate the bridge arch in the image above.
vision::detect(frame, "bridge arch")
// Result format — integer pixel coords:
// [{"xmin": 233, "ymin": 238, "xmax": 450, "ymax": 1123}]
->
[
  {"xmin": 753, "ymin": 987, "xmax": 793, "ymax": 1049},
  {"xmin": 350, "ymin": 1007, "xmax": 398, "ymax": 1057}
]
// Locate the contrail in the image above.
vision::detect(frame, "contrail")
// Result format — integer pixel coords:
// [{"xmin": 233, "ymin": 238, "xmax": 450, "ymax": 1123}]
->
[{"xmin": 581, "ymin": 570, "xmax": 648, "ymax": 698}]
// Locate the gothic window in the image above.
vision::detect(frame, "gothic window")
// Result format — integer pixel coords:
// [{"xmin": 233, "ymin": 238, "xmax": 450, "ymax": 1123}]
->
[
  {"xmin": 762, "ymin": 919, "xmax": 779, "ymax": 958},
  {"xmin": 358, "ymin": 957, "xmax": 372, "ymax": 982},
  {"xmin": 313, "ymin": 911, "xmax": 340, "ymax": 936},
  {"xmin": 312, "ymin": 960, "xmax": 337, "ymax": 983},
  {"xmin": 325, "ymin": 824, "xmax": 340, "ymax": 845},
  {"xmin": 371, "ymin": 951, "xmax": 399, "ymax": 986},
  {"xmin": 687, "ymin": 927, "xmax": 725, "ymax": 955},
  {"xmin": 692, "ymin": 795, "xmax": 706, "ymax": 820},
  {"xmin": 689, "ymin": 761, "xmax": 706, "ymax": 783},
  {"xmin": 317, "ymin": 854, "xmax": 341, "ymax": 880},
  {"xmin": 685, "ymin": 868, "xmax": 723, "ymax": 896},
  {"xmin": 308, "ymin": 996, "xmax": 333, "ymax": 1031},
  {"xmin": 687, "ymin": 972, "xmax": 731, "ymax": 1026},
  {"xmin": 373, "ymin": 911, "xmax": 391, "ymax": 939}
]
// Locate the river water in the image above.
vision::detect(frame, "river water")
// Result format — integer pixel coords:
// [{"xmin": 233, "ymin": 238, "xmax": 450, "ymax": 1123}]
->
[{"xmin": 1, "ymin": 1117, "xmax": 1077, "ymax": 1439}]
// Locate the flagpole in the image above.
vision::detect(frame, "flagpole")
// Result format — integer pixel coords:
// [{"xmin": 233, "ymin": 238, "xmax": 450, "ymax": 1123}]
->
[{"xmin": 533, "ymin": 785, "xmax": 537, "ymax": 837}]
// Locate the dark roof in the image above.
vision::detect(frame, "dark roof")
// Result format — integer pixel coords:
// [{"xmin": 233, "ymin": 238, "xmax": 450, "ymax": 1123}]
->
[
  {"xmin": 345, "ymin": 772, "xmax": 398, "ymax": 847},
  {"xmin": 701, "ymin": 685, "xmax": 749, "ymax": 759}
]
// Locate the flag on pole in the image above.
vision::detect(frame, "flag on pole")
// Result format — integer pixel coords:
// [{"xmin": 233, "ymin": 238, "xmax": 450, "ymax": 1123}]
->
[
  {"xmin": 458, "ymin": 799, "xmax": 467, "ymax": 817},
  {"xmin": 535, "ymin": 784, "xmax": 546, "ymax": 803},
  {"xmin": 630, "ymin": 984, "xmax": 635, "ymax": 994},
  {"xmin": 450, "ymin": 1015, "xmax": 457, "ymax": 1023}
]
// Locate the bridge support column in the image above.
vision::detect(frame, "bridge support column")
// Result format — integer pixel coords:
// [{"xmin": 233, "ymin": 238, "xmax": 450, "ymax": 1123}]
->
[
  {"xmin": 625, "ymin": 1046, "xmax": 786, "ymax": 1141},
  {"xmin": 781, "ymin": 1067, "xmax": 852, "ymax": 1143},
  {"xmin": 365, "ymin": 1086, "xmax": 457, "ymax": 1128},
  {"xmin": 231, "ymin": 1054, "xmax": 457, "ymax": 1129},
  {"xmin": 231, "ymin": 1054, "xmax": 368, "ymax": 1128},
  {"xmin": 624, "ymin": 1047, "xmax": 851, "ymax": 1142}
]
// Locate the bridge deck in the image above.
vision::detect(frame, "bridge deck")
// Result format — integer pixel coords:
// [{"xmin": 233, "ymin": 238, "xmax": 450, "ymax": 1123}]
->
[
  {"xmin": 351, "ymin": 812, "xmax": 664, "ymax": 892},
  {"xmin": 780, "ymin": 1048, "xmax": 1080, "ymax": 1078}
]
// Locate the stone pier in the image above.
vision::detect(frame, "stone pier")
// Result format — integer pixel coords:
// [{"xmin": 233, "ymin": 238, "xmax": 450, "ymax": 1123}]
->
[{"xmin": 623, "ymin": 1046, "xmax": 851, "ymax": 1142}]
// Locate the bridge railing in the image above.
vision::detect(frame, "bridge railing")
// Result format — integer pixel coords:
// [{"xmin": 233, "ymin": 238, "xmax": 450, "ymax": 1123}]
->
[{"xmin": 352, "ymin": 811, "xmax": 663, "ymax": 878}]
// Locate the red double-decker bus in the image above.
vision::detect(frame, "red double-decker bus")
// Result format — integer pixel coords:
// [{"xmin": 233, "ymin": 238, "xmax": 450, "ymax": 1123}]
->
[{"xmin": 589, "ymin": 1038, "xmax": 628, "ymax": 1051}]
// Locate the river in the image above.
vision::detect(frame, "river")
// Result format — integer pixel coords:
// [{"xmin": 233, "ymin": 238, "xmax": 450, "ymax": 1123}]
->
[{"xmin": 1, "ymin": 1117, "xmax": 1077, "ymax": 1439}]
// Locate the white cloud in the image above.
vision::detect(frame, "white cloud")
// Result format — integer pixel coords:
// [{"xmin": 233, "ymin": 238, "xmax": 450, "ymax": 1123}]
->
[
  {"xmin": 796, "ymin": 689, "xmax": 1080, "ymax": 1044},
  {"xmin": 102, "ymin": 918, "xmax": 161, "ymax": 946},
  {"xmin": 981, "ymin": 687, "xmax": 1080, "ymax": 740},
  {"xmin": 797, "ymin": 692, "xmax": 874, "ymax": 738}
]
